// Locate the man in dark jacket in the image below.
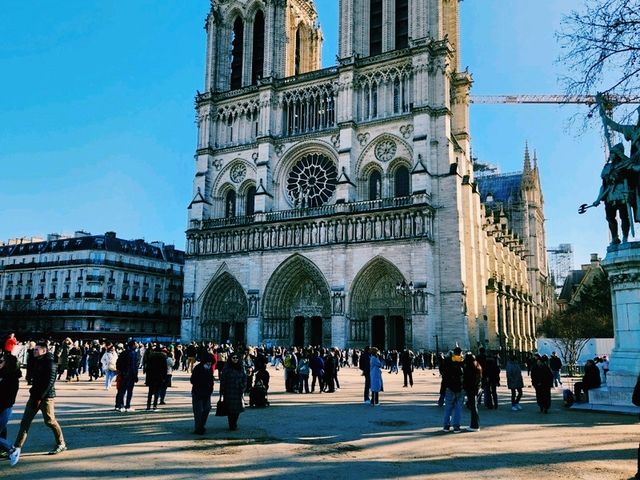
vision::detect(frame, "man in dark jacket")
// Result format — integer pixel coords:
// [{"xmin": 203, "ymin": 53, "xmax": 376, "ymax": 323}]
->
[
  {"xmin": 400, "ymin": 349, "xmax": 415, "ymax": 387},
  {"xmin": 441, "ymin": 347, "xmax": 465, "ymax": 433},
  {"xmin": 574, "ymin": 359, "xmax": 601, "ymax": 403},
  {"xmin": 190, "ymin": 354, "xmax": 215, "ymax": 435},
  {"xmin": 549, "ymin": 352, "xmax": 563, "ymax": 387},
  {"xmin": 359, "ymin": 346, "xmax": 371, "ymax": 403},
  {"xmin": 11, "ymin": 341, "xmax": 66, "ymax": 466},
  {"xmin": 115, "ymin": 340, "xmax": 140, "ymax": 412}
]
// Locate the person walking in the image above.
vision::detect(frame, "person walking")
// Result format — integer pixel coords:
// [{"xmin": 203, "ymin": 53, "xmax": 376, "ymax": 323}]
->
[
  {"xmin": 531, "ymin": 354, "xmax": 553, "ymax": 413},
  {"xmin": 505, "ymin": 355, "xmax": 524, "ymax": 411},
  {"xmin": 144, "ymin": 346, "xmax": 167, "ymax": 411},
  {"xmin": 359, "ymin": 346, "xmax": 371, "ymax": 403},
  {"xmin": 463, "ymin": 352, "xmax": 482, "ymax": 432},
  {"xmin": 0, "ymin": 351, "xmax": 21, "ymax": 465},
  {"xmin": 11, "ymin": 341, "xmax": 66, "ymax": 466},
  {"xmin": 400, "ymin": 349, "xmax": 414, "ymax": 387},
  {"xmin": 190, "ymin": 354, "xmax": 215, "ymax": 435},
  {"xmin": 115, "ymin": 341, "xmax": 140, "ymax": 412},
  {"xmin": 369, "ymin": 347, "xmax": 383, "ymax": 406},
  {"xmin": 483, "ymin": 353, "xmax": 501, "ymax": 409},
  {"xmin": 441, "ymin": 347, "xmax": 465, "ymax": 433},
  {"xmin": 219, "ymin": 353, "xmax": 247, "ymax": 430},
  {"xmin": 101, "ymin": 343, "xmax": 118, "ymax": 390},
  {"xmin": 549, "ymin": 351, "xmax": 563, "ymax": 387}
]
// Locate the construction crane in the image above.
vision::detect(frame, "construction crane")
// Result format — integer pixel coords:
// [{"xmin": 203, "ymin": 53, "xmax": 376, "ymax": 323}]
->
[{"xmin": 470, "ymin": 94, "xmax": 640, "ymax": 105}]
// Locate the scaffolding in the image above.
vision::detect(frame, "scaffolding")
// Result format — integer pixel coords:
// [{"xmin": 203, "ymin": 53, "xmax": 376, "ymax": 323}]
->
[{"xmin": 547, "ymin": 244, "xmax": 574, "ymax": 293}]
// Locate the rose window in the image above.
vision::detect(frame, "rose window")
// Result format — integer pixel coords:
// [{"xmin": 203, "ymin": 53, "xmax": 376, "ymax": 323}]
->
[
  {"xmin": 286, "ymin": 153, "xmax": 338, "ymax": 208},
  {"xmin": 375, "ymin": 139, "xmax": 397, "ymax": 162}
]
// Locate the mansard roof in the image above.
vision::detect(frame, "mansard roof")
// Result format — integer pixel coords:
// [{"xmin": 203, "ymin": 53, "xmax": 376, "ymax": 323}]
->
[
  {"xmin": 0, "ymin": 234, "xmax": 184, "ymax": 264},
  {"xmin": 558, "ymin": 269, "xmax": 587, "ymax": 303},
  {"xmin": 476, "ymin": 172, "xmax": 524, "ymax": 205}
]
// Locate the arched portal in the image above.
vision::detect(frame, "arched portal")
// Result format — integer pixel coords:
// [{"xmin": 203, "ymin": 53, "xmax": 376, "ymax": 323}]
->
[
  {"xmin": 350, "ymin": 257, "xmax": 412, "ymax": 350},
  {"xmin": 200, "ymin": 272, "xmax": 248, "ymax": 344},
  {"xmin": 262, "ymin": 254, "xmax": 331, "ymax": 346}
]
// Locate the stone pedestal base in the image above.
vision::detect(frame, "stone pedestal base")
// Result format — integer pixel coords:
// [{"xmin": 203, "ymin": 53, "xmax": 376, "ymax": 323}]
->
[{"xmin": 586, "ymin": 242, "xmax": 640, "ymax": 414}]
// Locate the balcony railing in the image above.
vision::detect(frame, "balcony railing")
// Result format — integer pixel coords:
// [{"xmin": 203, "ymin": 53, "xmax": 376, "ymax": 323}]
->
[
  {"xmin": 198, "ymin": 196, "xmax": 417, "ymax": 230},
  {"xmin": 187, "ymin": 194, "xmax": 434, "ymax": 257},
  {"xmin": 84, "ymin": 292, "xmax": 103, "ymax": 299},
  {"xmin": 86, "ymin": 275, "xmax": 105, "ymax": 282}
]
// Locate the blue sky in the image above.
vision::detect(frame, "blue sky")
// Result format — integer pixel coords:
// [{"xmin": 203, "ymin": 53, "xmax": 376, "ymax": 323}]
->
[{"xmin": 0, "ymin": 1, "xmax": 611, "ymax": 268}]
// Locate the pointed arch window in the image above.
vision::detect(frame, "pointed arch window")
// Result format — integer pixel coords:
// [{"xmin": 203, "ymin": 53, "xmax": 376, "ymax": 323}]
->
[
  {"xmin": 251, "ymin": 11, "xmax": 265, "ymax": 85},
  {"xmin": 393, "ymin": 78, "xmax": 401, "ymax": 114},
  {"xmin": 370, "ymin": 0, "xmax": 383, "ymax": 56},
  {"xmin": 295, "ymin": 28, "xmax": 302, "ymax": 75},
  {"xmin": 395, "ymin": 0, "xmax": 409, "ymax": 50},
  {"xmin": 225, "ymin": 190, "xmax": 237, "ymax": 218},
  {"xmin": 394, "ymin": 166, "xmax": 410, "ymax": 197},
  {"xmin": 230, "ymin": 17, "xmax": 244, "ymax": 90},
  {"xmin": 245, "ymin": 186, "xmax": 256, "ymax": 216},
  {"xmin": 368, "ymin": 170, "xmax": 382, "ymax": 200}
]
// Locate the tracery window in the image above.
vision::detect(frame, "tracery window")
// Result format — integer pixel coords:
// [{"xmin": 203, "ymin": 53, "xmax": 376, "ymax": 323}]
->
[{"xmin": 286, "ymin": 153, "xmax": 338, "ymax": 208}]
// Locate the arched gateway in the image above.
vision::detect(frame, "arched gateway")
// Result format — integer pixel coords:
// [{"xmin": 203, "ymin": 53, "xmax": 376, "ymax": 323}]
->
[
  {"xmin": 262, "ymin": 254, "xmax": 331, "ymax": 346},
  {"xmin": 349, "ymin": 257, "xmax": 412, "ymax": 350},
  {"xmin": 200, "ymin": 272, "xmax": 248, "ymax": 344}
]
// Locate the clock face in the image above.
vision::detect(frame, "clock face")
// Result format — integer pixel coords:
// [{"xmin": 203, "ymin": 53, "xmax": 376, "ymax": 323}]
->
[
  {"xmin": 375, "ymin": 139, "xmax": 397, "ymax": 162},
  {"xmin": 286, "ymin": 153, "xmax": 338, "ymax": 208}
]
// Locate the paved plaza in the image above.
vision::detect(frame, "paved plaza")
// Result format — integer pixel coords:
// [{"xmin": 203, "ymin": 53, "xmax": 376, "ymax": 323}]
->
[{"xmin": 2, "ymin": 365, "xmax": 638, "ymax": 479}]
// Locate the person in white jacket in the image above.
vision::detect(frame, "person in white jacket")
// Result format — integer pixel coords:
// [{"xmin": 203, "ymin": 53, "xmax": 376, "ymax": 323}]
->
[{"xmin": 101, "ymin": 344, "xmax": 118, "ymax": 390}]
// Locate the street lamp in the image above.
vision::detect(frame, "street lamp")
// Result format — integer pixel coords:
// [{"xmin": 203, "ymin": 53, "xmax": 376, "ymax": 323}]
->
[{"xmin": 395, "ymin": 281, "xmax": 414, "ymax": 350}]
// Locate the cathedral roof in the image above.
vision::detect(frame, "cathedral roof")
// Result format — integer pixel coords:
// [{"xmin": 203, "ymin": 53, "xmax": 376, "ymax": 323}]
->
[{"xmin": 476, "ymin": 172, "xmax": 524, "ymax": 205}]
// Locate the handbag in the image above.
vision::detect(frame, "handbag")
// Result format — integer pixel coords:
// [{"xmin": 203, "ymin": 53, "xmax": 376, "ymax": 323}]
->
[{"xmin": 215, "ymin": 396, "xmax": 228, "ymax": 417}]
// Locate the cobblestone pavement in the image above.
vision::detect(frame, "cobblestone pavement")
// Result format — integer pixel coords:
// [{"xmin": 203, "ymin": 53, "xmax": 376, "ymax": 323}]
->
[{"xmin": 2, "ymin": 365, "xmax": 638, "ymax": 479}]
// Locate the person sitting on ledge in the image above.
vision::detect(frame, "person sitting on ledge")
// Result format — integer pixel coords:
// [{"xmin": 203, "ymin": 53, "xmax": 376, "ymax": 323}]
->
[{"xmin": 573, "ymin": 359, "xmax": 601, "ymax": 403}]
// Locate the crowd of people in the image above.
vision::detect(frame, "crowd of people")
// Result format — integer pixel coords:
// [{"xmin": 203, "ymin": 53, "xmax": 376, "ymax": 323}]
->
[{"xmin": 0, "ymin": 331, "xmax": 636, "ymax": 477}]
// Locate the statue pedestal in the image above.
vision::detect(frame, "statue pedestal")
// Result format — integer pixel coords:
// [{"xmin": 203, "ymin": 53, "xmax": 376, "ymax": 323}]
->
[{"xmin": 582, "ymin": 242, "xmax": 640, "ymax": 413}]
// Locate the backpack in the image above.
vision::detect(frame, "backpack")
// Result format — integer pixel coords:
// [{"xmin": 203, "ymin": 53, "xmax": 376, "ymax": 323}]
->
[
  {"xmin": 563, "ymin": 388, "xmax": 575, "ymax": 407},
  {"xmin": 283, "ymin": 354, "xmax": 294, "ymax": 369}
]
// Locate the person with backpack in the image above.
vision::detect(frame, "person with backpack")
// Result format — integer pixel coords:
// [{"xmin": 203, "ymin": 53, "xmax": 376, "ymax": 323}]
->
[
  {"xmin": 505, "ymin": 355, "xmax": 524, "ymax": 411},
  {"xmin": 297, "ymin": 350, "xmax": 311, "ymax": 394}
]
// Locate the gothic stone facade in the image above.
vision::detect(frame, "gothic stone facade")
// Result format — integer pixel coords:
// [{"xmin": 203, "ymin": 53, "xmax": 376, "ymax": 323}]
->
[{"xmin": 182, "ymin": 0, "xmax": 548, "ymax": 353}]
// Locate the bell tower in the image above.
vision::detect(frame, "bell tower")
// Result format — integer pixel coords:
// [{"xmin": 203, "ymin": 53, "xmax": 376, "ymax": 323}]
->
[{"xmin": 204, "ymin": 0, "xmax": 322, "ymax": 93}]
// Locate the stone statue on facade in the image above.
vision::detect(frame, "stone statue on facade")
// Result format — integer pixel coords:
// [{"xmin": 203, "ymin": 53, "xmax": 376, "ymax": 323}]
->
[{"xmin": 583, "ymin": 95, "xmax": 640, "ymax": 244}]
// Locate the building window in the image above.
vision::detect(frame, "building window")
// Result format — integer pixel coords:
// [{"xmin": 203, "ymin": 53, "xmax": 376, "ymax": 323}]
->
[
  {"xmin": 295, "ymin": 28, "xmax": 302, "ymax": 75},
  {"xmin": 395, "ymin": 0, "xmax": 409, "ymax": 49},
  {"xmin": 245, "ymin": 186, "xmax": 256, "ymax": 216},
  {"xmin": 230, "ymin": 17, "xmax": 244, "ymax": 90},
  {"xmin": 370, "ymin": 0, "xmax": 383, "ymax": 56},
  {"xmin": 286, "ymin": 153, "xmax": 338, "ymax": 208},
  {"xmin": 369, "ymin": 170, "xmax": 382, "ymax": 200},
  {"xmin": 225, "ymin": 190, "xmax": 237, "ymax": 218},
  {"xmin": 252, "ymin": 10, "xmax": 265, "ymax": 85},
  {"xmin": 394, "ymin": 165, "xmax": 410, "ymax": 197}
]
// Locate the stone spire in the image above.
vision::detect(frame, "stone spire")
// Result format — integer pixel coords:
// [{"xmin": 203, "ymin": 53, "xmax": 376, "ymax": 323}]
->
[{"xmin": 523, "ymin": 142, "xmax": 531, "ymax": 172}]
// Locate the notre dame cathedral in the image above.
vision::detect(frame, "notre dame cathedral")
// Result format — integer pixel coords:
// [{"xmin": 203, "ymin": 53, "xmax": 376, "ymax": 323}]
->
[{"xmin": 181, "ymin": 0, "xmax": 552, "ymax": 353}]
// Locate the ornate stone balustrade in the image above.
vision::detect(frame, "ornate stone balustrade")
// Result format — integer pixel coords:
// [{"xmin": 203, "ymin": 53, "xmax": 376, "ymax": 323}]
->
[{"xmin": 186, "ymin": 196, "xmax": 434, "ymax": 256}]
